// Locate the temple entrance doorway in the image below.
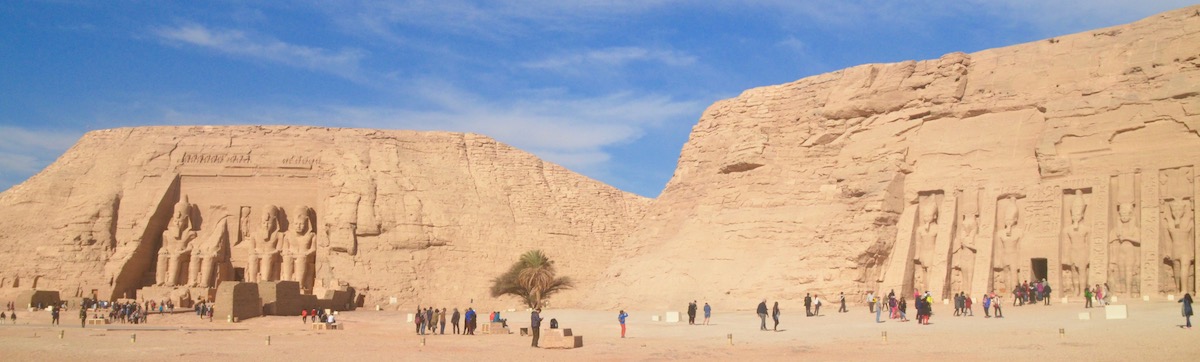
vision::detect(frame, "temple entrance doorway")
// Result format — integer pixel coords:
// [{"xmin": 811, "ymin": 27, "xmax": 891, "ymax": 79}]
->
[{"xmin": 1031, "ymin": 258, "xmax": 1048, "ymax": 282}]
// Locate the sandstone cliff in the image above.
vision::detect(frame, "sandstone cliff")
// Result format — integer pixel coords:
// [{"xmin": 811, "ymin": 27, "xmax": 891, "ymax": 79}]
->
[
  {"xmin": 0, "ymin": 126, "xmax": 649, "ymax": 308},
  {"xmin": 589, "ymin": 6, "xmax": 1200, "ymax": 309}
]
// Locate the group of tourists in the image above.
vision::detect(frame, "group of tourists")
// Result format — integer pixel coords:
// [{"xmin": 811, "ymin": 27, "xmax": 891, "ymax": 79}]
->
[
  {"xmin": 685, "ymin": 301, "xmax": 710, "ymax": 325},
  {"xmin": 413, "ymin": 306, "xmax": 478, "ymax": 335},
  {"xmin": 1011, "ymin": 279, "xmax": 1053, "ymax": 306},
  {"xmin": 194, "ymin": 301, "xmax": 214, "ymax": 321},
  {"xmin": 756, "ymin": 299, "xmax": 782, "ymax": 331},
  {"xmin": 300, "ymin": 308, "xmax": 334, "ymax": 324},
  {"xmin": 1083, "ymin": 283, "xmax": 1112, "ymax": 308}
]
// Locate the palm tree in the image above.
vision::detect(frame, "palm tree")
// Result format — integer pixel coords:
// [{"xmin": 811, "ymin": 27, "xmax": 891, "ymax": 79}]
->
[{"xmin": 490, "ymin": 250, "xmax": 574, "ymax": 308}]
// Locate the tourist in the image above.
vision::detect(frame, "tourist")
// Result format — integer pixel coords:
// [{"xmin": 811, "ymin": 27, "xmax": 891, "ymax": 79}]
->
[
  {"xmin": 432, "ymin": 308, "xmax": 441, "ymax": 333},
  {"xmin": 813, "ymin": 295, "xmax": 822, "ymax": 316},
  {"xmin": 1, "ymin": 311, "xmax": 6, "ymax": 324},
  {"xmin": 466, "ymin": 308, "xmax": 477, "ymax": 335},
  {"xmin": 415, "ymin": 307, "xmax": 424, "ymax": 335},
  {"xmin": 964, "ymin": 293, "xmax": 974, "ymax": 316},
  {"xmin": 804, "ymin": 293, "xmax": 813, "ymax": 317},
  {"xmin": 992, "ymin": 293, "xmax": 1003, "ymax": 318},
  {"xmin": 51, "ymin": 306, "xmax": 60, "ymax": 325},
  {"xmin": 1043, "ymin": 282, "xmax": 1052, "ymax": 306},
  {"xmin": 703, "ymin": 302, "xmax": 711, "ymax": 325},
  {"xmin": 898, "ymin": 297, "xmax": 908, "ymax": 322},
  {"xmin": 10, "ymin": 311, "xmax": 15, "ymax": 323},
  {"xmin": 451, "ymin": 308, "xmax": 461, "ymax": 334},
  {"xmin": 1094, "ymin": 285, "xmax": 1104, "ymax": 306},
  {"xmin": 874, "ymin": 294, "xmax": 883, "ymax": 323},
  {"xmin": 326, "ymin": 312, "xmax": 336, "ymax": 325},
  {"xmin": 440, "ymin": 308, "xmax": 447, "ymax": 334},
  {"xmin": 1179, "ymin": 293, "xmax": 1194, "ymax": 329},
  {"xmin": 302, "ymin": 309, "xmax": 308, "ymax": 323},
  {"xmin": 80, "ymin": 307, "xmax": 87, "ymax": 328},
  {"xmin": 690, "ymin": 301, "xmax": 699, "ymax": 325},
  {"xmin": 1084, "ymin": 287, "xmax": 1094, "ymax": 308},
  {"xmin": 494, "ymin": 310, "xmax": 507, "ymax": 328},
  {"xmin": 866, "ymin": 292, "xmax": 875, "ymax": 313},
  {"xmin": 772, "ymin": 301, "xmax": 781, "ymax": 331},
  {"xmin": 757, "ymin": 299, "xmax": 769, "ymax": 331},
  {"xmin": 838, "ymin": 292, "xmax": 848, "ymax": 313},
  {"xmin": 618, "ymin": 309, "xmax": 628, "ymax": 338},
  {"xmin": 1102, "ymin": 283, "xmax": 1112, "ymax": 305},
  {"xmin": 888, "ymin": 295, "xmax": 898, "ymax": 319},
  {"xmin": 530, "ymin": 308, "xmax": 543, "ymax": 348},
  {"xmin": 425, "ymin": 308, "xmax": 434, "ymax": 333},
  {"xmin": 914, "ymin": 296, "xmax": 926, "ymax": 324}
]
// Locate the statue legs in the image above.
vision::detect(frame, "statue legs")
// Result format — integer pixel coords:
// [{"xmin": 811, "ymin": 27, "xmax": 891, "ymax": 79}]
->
[
  {"xmin": 281, "ymin": 254, "xmax": 295, "ymax": 282},
  {"xmin": 156, "ymin": 252, "xmax": 171, "ymax": 286},
  {"xmin": 167, "ymin": 252, "xmax": 188, "ymax": 287},
  {"xmin": 198, "ymin": 256, "xmax": 217, "ymax": 288},
  {"xmin": 187, "ymin": 254, "xmax": 202, "ymax": 287},
  {"xmin": 261, "ymin": 253, "xmax": 278, "ymax": 281},
  {"xmin": 247, "ymin": 254, "xmax": 260, "ymax": 283}
]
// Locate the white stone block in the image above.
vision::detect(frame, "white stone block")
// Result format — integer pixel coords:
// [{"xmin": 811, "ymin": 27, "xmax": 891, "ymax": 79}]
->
[
  {"xmin": 406, "ymin": 313, "xmax": 414, "ymax": 323},
  {"xmin": 651, "ymin": 315, "xmax": 660, "ymax": 322},
  {"xmin": 665, "ymin": 311, "xmax": 681, "ymax": 323},
  {"xmin": 1077, "ymin": 312, "xmax": 1091, "ymax": 320},
  {"xmin": 942, "ymin": 299, "xmax": 949, "ymax": 305},
  {"xmin": 1168, "ymin": 294, "xmax": 1176, "ymax": 301},
  {"xmin": 1104, "ymin": 305, "xmax": 1128, "ymax": 320},
  {"xmin": 1111, "ymin": 296, "xmax": 1119, "ymax": 303},
  {"xmin": 1142, "ymin": 295, "xmax": 1150, "ymax": 302},
  {"xmin": 1060, "ymin": 297, "xmax": 1068, "ymax": 304},
  {"xmin": 389, "ymin": 297, "xmax": 397, "ymax": 305}
]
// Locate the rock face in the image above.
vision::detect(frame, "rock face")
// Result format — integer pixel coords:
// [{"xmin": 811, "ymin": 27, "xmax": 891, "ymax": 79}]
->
[
  {"xmin": 588, "ymin": 6, "xmax": 1200, "ymax": 309},
  {"xmin": 0, "ymin": 127, "xmax": 649, "ymax": 309}
]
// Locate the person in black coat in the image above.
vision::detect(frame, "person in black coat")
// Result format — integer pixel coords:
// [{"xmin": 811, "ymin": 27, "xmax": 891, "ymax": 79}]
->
[{"xmin": 1180, "ymin": 293, "xmax": 1194, "ymax": 329}]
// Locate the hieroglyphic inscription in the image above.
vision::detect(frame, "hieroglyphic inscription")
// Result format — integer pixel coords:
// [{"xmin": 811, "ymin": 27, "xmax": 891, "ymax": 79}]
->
[
  {"xmin": 1142, "ymin": 171, "xmax": 1160, "ymax": 295},
  {"xmin": 182, "ymin": 153, "xmax": 252, "ymax": 165}
]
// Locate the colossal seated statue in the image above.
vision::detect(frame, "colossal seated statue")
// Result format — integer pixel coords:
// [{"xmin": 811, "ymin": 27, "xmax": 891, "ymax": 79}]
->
[{"xmin": 157, "ymin": 195, "xmax": 197, "ymax": 287}]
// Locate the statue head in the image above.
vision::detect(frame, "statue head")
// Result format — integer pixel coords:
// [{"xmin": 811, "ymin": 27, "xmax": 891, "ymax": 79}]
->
[
  {"xmin": 1117, "ymin": 202, "xmax": 1135, "ymax": 223},
  {"xmin": 1070, "ymin": 190, "xmax": 1086, "ymax": 226},
  {"xmin": 171, "ymin": 195, "xmax": 192, "ymax": 236},
  {"xmin": 292, "ymin": 206, "xmax": 311, "ymax": 234},
  {"xmin": 1169, "ymin": 199, "xmax": 1189, "ymax": 227},
  {"xmin": 261, "ymin": 205, "xmax": 279, "ymax": 237},
  {"xmin": 1000, "ymin": 196, "xmax": 1019, "ymax": 234}
]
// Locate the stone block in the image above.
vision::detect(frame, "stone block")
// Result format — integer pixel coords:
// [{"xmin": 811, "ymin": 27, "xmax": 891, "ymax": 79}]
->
[
  {"xmin": 214, "ymin": 282, "xmax": 262, "ymax": 322},
  {"xmin": 651, "ymin": 315, "xmax": 660, "ymax": 321},
  {"xmin": 86, "ymin": 318, "xmax": 109, "ymax": 325},
  {"xmin": 311, "ymin": 323, "xmax": 342, "ymax": 330},
  {"xmin": 1104, "ymin": 305, "xmax": 1128, "ymax": 320},
  {"xmin": 1077, "ymin": 312, "xmax": 1091, "ymax": 320},
  {"xmin": 1167, "ymin": 294, "xmax": 1176, "ymax": 301},
  {"xmin": 1060, "ymin": 297, "xmax": 1068, "ymax": 304},
  {"xmin": 16, "ymin": 290, "xmax": 61, "ymax": 309},
  {"xmin": 542, "ymin": 328, "xmax": 583, "ymax": 349},
  {"xmin": 481, "ymin": 321, "xmax": 509, "ymax": 334},
  {"xmin": 665, "ymin": 311, "xmax": 680, "ymax": 323},
  {"xmin": 258, "ymin": 281, "xmax": 302, "ymax": 316},
  {"xmin": 1142, "ymin": 295, "xmax": 1150, "ymax": 302},
  {"xmin": 406, "ymin": 313, "xmax": 414, "ymax": 323}
]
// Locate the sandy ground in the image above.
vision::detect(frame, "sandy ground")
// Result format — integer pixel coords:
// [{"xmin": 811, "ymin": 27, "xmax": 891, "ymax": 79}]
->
[{"xmin": 0, "ymin": 300, "xmax": 1197, "ymax": 361}]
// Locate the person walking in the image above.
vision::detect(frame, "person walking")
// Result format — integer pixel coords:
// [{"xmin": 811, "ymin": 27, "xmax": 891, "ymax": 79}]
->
[
  {"xmin": 618, "ymin": 310, "xmax": 629, "ymax": 338},
  {"xmin": 757, "ymin": 299, "xmax": 768, "ymax": 331},
  {"xmin": 804, "ymin": 293, "xmax": 813, "ymax": 317},
  {"xmin": 530, "ymin": 308, "xmax": 544, "ymax": 348},
  {"xmin": 1180, "ymin": 293, "xmax": 1194, "ymax": 329},
  {"xmin": 874, "ymin": 294, "xmax": 883, "ymax": 323},
  {"xmin": 838, "ymin": 292, "xmax": 848, "ymax": 313},
  {"xmin": 813, "ymin": 295, "xmax": 822, "ymax": 316},
  {"xmin": 1084, "ymin": 287, "xmax": 1094, "ymax": 308},
  {"xmin": 79, "ymin": 307, "xmax": 87, "ymax": 328},
  {"xmin": 992, "ymin": 294, "xmax": 1003, "ymax": 318},
  {"xmin": 51, "ymin": 306, "xmax": 60, "ymax": 325},
  {"xmin": 964, "ymin": 294, "xmax": 974, "ymax": 316},
  {"xmin": 302, "ymin": 309, "xmax": 308, "ymax": 323},
  {"xmin": 898, "ymin": 297, "xmax": 908, "ymax": 321},
  {"xmin": 687, "ymin": 301, "xmax": 697, "ymax": 325},
  {"xmin": 451, "ymin": 308, "xmax": 461, "ymax": 334},
  {"xmin": 983, "ymin": 294, "xmax": 991, "ymax": 318},
  {"xmin": 703, "ymin": 303, "xmax": 711, "ymax": 325},
  {"xmin": 440, "ymin": 308, "xmax": 448, "ymax": 334},
  {"xmin": 1043, "ymin": 283, "xmax": 1053, "ymax": 306},
  {"xmin": 866, "ymin": 292, "xmax": 875, "ymax": 313},
  {"xmin": 771, "ymin": 302, "xmax": 781, "ymax": 331}
]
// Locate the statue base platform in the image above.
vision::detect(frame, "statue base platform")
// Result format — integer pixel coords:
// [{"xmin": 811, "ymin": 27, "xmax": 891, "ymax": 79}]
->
[{"xmin": 136, "ymin": 286, "xmax": 215, "ymax": 306}]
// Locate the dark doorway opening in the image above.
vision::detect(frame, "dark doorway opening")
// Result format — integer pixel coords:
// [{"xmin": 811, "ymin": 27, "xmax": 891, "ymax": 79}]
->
[
  {"xmin": 1031, "ymin": 258, "xmax": 1048, "ymax": 282},
  {"xmin": 234, "ymin": 267, "xmax": 246, "ymax": 282}
]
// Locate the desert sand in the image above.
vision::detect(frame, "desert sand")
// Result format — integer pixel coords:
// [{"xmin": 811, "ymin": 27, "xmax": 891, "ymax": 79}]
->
[{"xmin": 1, "ymin": 299, "xmax": 1196, "ymax": 361}]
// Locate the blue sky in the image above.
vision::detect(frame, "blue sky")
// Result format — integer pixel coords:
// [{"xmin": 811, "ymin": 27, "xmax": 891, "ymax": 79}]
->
[{"xmin": 0, "ymin": 1, "xmax": 1192, "ymax": 197}]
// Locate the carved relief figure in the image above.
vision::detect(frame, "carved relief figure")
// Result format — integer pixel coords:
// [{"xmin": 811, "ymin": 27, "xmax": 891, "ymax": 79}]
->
[
  {"xmin": 951, "ymin": 189, "xmax": 980, "ymax": 294},
  {"xmin": 282, "ymin": 206, "xmax": 317, "ymax": 290},
  {"xmin": 237, "ymin": 206, "xmax": 252, "ymax": 246},
  {"xmin": 993, "ymin": 195, "xmax": 1025, "ymax": 292},
  {"xmin": 912, "ymin": 193, "xmax": 940, "ymax": 292},
  {"xmin": 156, "ymin": 195, "xmax": 198, "ymax": 286},
  {"xmin": 1061, "ymin": 189, "xmax": 1090, "ymax": 296},
  {"xmin": 1109, "ymin": 174, "xmax": 1140, "ymax": 295},
  {"xmin": 1164, "ymin": 198, "xmax": 1195, "ymax": 293},
  {"xmin": 190, "ymin": 217, "xmax": 230, "ymax": 288},
  {"xmin": 247, "ymin": 205, "xmax": 282, "ymax": 283}
]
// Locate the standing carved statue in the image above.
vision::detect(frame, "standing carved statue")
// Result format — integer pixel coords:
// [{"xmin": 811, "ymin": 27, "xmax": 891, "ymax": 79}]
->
[
  {"xmin": 157, "ymin": 195, "xmax": 197, "ymax": 287},
  {"xmin": 951, "ymin": 190, "xmax": 979, "ymax": 294},
  {"xmin": 190, "ymin": 217, "xmax": 230, "ymax": 288},
  {"xmin": 282, "ymin": 206, "xmax": 317, "ymax": 289},
  {"xmin": 247, "ymin": 205, "xmax": 282, "ymax": 283},
  {"xmin": 1061, "ymin": 189, "xmax": 1090, "ymax": 296},
  {"xmin": 912, "ymin": 194, "xmax": 939, "ymax": 292},
  {"xmin": 1164, "ymin": 199, "xmax": 1195, "ymax": 293},
  {"xmin": 1109, "ymin": 201, "xmax": 1139, "ymax": 294},
  {"xmin": 994, "ymin": 196, "xmax": 1024, "ymax": 292}
]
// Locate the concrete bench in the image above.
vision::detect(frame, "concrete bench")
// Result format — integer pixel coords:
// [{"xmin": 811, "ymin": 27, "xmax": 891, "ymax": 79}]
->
[
  {"xmin": 480, "ymin": 321, "xmax": 509, "ymax": 334},
  {"xmin": 311, "ymin": 323, "xmax": 343, "ymax": 330},
  {"xmin": 541, "ymin": 328, "xmax": 583, "ymax": 349},
  {"xmin": 86, "ymin": 318, "xmax": 109, "ymax": 325}
]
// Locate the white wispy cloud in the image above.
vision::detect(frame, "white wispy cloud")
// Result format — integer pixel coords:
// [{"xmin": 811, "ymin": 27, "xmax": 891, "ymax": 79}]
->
[
  {"xmin": 523, "ymin": 46, "xmax": 696, "ymax": 71},
  {"xmin": 0, "ymin": 126, "xmax": 84, "ymax": 189},
  {"xmin": 154, "ymin": 23, "xmax": 366, "ymax": 81}
]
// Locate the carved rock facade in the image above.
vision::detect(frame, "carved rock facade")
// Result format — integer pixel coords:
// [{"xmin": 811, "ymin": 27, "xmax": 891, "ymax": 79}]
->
[{"xmin": 0, "ymin": 127, "xmax": 648, "ymax": 308}]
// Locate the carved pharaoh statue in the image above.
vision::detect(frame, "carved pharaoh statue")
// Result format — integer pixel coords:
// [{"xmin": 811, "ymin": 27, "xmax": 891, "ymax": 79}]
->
[
  {"xmin": 951, "ymin": 189, "xmax": 980, "ymax": 294},
  {"xmin": 190, "ymin": 217, "xmax": 230, "ymax": 288},
  {"xmin": 247, "ymin": 205, "xmax": 282, "ymax": 283},
  {"xmin": 913, "ymin": 194, "xmax": 939, "ymax": 292},
  {"xmin": 1164, "ymin": 199, "xmax": 1195, "ymax": 293},
  {"xmin": 1061, "ymin": 189, "xmax": 1090, "ymax": 296},
  {"xmin": 157, "ymin": 195, "xmax": 198, "ymax": 287},
  {"xmin": 282, "ymin": 205, "xmax": 317, "ymax": 289},
  {"xmin": 994, "ymin": 195, "xmax": 1024, "ymax": 292},
  {"xmin": 1110, "ymin": 201, "xmax": 1139, "ymax": 294}
]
